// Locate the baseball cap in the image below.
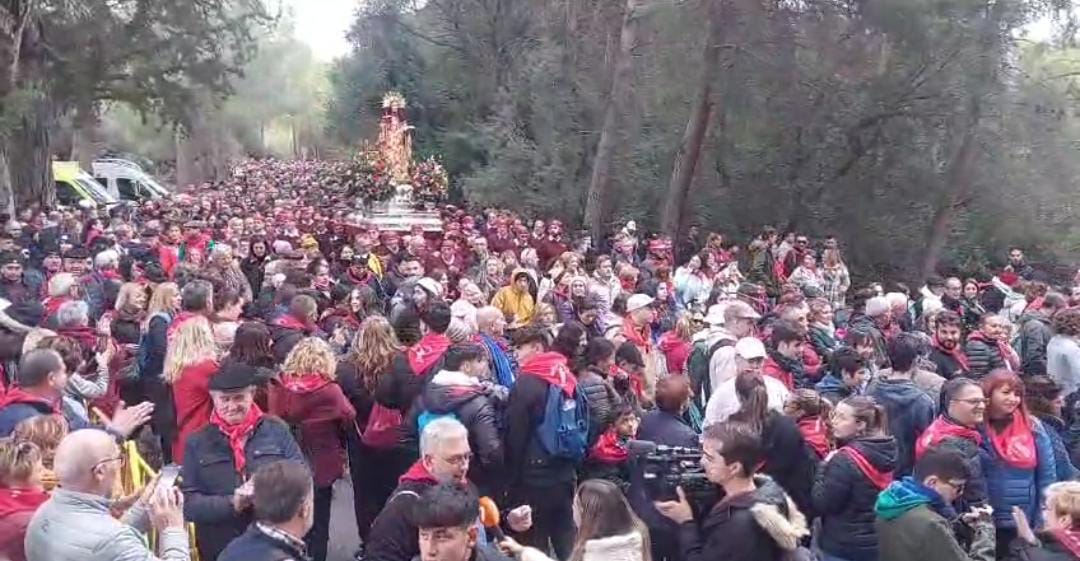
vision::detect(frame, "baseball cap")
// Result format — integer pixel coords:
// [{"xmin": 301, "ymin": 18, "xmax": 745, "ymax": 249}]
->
[
  {"xmin": 626, "ymin": 294, "xmax": 655, "ymax": 313},
  {"xmin": 734, "ymin": 337, "xmax": 767, "ymax": 360}
]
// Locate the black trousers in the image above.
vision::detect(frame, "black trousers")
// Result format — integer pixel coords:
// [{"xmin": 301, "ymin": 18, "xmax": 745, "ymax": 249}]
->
[
  {"xmin": 347, "ymin": 437, "xmax": 414, "ymax": 544},
  {"xmin": 306, "ymin": 485, "xmax": 334, "ymax": 561},
  {"xmin": 513, "ymin": 481, "xmax": 576, "ymax": 561}
]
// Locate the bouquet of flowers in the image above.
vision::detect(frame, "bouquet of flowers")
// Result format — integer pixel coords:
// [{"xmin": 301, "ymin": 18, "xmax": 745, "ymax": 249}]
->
[
  {"xmin": 410, "ymin": 157, "xmax": 449, "ymax": 207},
  {"xmin": 340, "ymin": 150, "xmax": 395, "ymax": 205}
]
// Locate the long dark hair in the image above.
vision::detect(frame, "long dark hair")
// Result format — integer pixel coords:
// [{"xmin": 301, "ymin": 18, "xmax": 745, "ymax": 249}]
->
[
  {"xmin": 730, "ymin": 372, "xmax": 770, "ymax": 434},
  {"xmin": 570, "ymin": 479, "xmax": 652, "ymax": 561},
  {"xmin": 225, "ymin": 322, "xmax": 274, "ymax": 368}
]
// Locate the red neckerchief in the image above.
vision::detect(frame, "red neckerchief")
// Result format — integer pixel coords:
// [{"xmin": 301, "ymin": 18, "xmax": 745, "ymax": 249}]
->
[
  {"xmin": 407, "ymin": 333, "xmax": 452, "ymax": 375},
  {"xmin": 987, "ymin": 411, "xmax": 1038, "ymax": 469},
  {"xmin": 917, "ymin": 415, "xmax": 983, "ymax": 459},
  {"xmin": 398, "ymin": 460, "xmax": 439, "ymax": 484},
  {"xmin": 57, "ymin": 326, "xmax": 99, "ymax": 352},
  {"xmin": 621, "ymin": 316, "xmax": 652, "ymax": 354},
  {"xmin": 167, "ymin": 311, "xmax": 197, "ymax": 339},
  {"xmin": 0, "ymin": 388, "xmax": 57, "ymax": 412},
  {"xmin": 283, "ymin": 372, "xmax": 330, "ymax": 393},
  {"xmin": 1051, "ymin": 528, "xmax": 1080, "ymax": 559},
  {"xmin": 840, "ymin": 446, "xmax": 894, "ymax": 490},
  {"xmin": 797, "ymin": 416, "xmax": 830, "ymax": 459},
  {"xmin": 932, "ymin": 335, "xmax": 970, "ymax": 370},
  {"xmin": 611, "ymin": 364, "xmax": 644, "ymax": 399},
  {"xmin": 273, "ymin": 314, "xmax": 310, "ymax": 332},
  {"xmin": 968, "ymin": 330, "xmax": 1020, "ymax": 371},
  {"xmin": 589, "ymin": 430, "xmax": 630, "ymax": 464},
  {"xmin": 41, "ymin": 296, "xmax": 71, "ymax": 321},
  {"xmin": 210, "ymin": 405, "xmax": 264, "ymax": 474},
  {"xmin": 521, "ymin": 352, "xmax": 577, "ymax": 395}
]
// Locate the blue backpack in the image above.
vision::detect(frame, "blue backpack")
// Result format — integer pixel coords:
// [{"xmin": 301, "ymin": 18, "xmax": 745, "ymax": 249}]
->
[
  {"xmin": 136, "ymin": 312, "xmax": 172, "ymax": 377},
  {"xmin": 535, "ymin": 384, "xmax": 589, "ymax": 461}
]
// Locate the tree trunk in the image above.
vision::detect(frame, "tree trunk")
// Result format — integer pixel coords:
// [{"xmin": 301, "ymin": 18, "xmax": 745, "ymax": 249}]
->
[
  {"xmin": 920, "ymin": 103, "xmax": 980, "ymax": 281},
  {"xmin": 583, "ymin": 0, "xmax": 641, "ymax": 238},
  {"xmin": 660, "ymin": 0, "xmax": 726, "ymax": 237},
  {"xmin": 0, "ymin": 0, "xmax": 35, "ymax": 213},
  {"xmin": 10, "ymin": 19, "xmax": 52, "ymax": 208},
  {"xmin": 71, "ymin": 100, "xmax": 102, "ymax": 170}
]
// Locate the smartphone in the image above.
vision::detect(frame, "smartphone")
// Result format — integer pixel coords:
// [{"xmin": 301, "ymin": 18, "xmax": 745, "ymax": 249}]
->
[{"xmin": 156, "ymin": 465, "xmax": 181, "ymax": 492}]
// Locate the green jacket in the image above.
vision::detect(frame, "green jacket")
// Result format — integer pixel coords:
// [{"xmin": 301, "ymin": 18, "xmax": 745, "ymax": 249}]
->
[{"xmin": 875, "ymin": 504, "xmax": 994, "ymax": 561}]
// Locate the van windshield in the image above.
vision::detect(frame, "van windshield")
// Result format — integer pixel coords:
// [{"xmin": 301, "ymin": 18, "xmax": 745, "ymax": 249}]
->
[{"xmin": 75, "ymin": 177, "xmax": 117, "ymax": 205}]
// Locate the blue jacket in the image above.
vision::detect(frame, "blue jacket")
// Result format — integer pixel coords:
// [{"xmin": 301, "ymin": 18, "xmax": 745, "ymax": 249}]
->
[
  {"xmin": 980, "ymin": 416, "xmax": 1057, "ymax": 529},
  {"xmin": 0, "ymin": 396, "xmax": 90, "ymax": 437},
  {"xmin": 1038, "ymin": 414, "xmax": 1079, "ymax": 483},
  {"xmin": 866, "ymin": 377, "xmax": 937, "ymax": 476},
  {"xmin": 181, "ymin": 415, "xmax": 305, "ymax": 561},
  {"xmin": 815, "ymin": 372, "xmax": 856, "ymax": 406}
]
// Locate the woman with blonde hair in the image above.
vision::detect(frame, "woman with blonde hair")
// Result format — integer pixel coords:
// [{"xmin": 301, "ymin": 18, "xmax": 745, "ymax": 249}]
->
[
  {"xmin": 166, "ymin": 315, "xmax": 218, "ymax": 463},
  {"xmin": 571, "ymin": 479, "xmax": 652, "ymax": 561},
  {"xmin": 0, "ymin": 438, "xmax": 48, "ymax": 561},
  {"xmin": 337, "ymin": 315, "xmax": 406, "ymax": 541},
  {"xmin": 1013, "ymin": 481, "xmax": 1080, "ymax": 560},
  {"xmin": 269, "ymin": 337, "xmax": 355, "ymax": 561}
]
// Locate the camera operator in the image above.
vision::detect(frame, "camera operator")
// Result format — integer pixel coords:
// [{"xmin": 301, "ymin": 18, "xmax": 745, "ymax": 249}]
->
[
  {"xmin": 629, "ymin": 376, "xmax": 699, "ymax": 561},
  {"xmin": 653, "ymin": 422, "xmax": 809, "ymax": 561}
]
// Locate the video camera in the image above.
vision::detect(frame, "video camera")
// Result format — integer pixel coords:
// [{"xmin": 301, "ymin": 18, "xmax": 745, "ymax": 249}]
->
[{"xmin": 638, "ymin": 442, "xmax": 717, "ymax": 506}]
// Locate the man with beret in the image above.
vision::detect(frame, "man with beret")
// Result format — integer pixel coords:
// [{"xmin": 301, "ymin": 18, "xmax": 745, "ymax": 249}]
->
[
  {"xmin": 0, "ymin": 251, "xmax": 32, "ymax": 306},
  {"xmin": 180, "ymin": 362, "xmax": 304, "ymax": 561}
]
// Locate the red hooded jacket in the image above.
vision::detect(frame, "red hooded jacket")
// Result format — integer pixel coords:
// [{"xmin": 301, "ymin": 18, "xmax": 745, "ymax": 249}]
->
[{"xmin": 0, "ymin": 486, "xmax": 48, "ymax": 561}]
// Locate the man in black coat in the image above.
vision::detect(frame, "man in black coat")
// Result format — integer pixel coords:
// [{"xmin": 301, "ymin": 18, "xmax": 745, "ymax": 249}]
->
[
  {"xmin": 219, "ymin": 460, "xmax": 315, "ymax": 561},
  {"xmin": 655, "ymin": 422, "xmax": 810, "ymax": 561},
  {"xmin": 927, "ymin": 311, "xmax": 969, "ymax": 380},
  {"xmin": 181, "ymin": 363, "xmax": 305, "ymax": 561}
]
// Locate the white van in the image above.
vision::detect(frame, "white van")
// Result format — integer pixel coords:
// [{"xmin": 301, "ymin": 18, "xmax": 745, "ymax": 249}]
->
[
  {"xmin": 92, "ymin": 159, "xmax": 170, "ymax": 202},
  {"xmin": 53, "ymin": 161, "xmax": 120, "ymax": 208}
]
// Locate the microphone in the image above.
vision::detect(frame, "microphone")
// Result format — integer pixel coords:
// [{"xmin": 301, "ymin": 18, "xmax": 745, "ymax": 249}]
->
[{"xmin": 478, "ymin": 496, "xmax": 506, "ymax": 540}]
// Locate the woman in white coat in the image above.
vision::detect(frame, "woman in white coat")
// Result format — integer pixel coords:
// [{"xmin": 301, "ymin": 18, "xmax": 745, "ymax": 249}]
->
[{"xmin": 571, "ymin": 479, "xmax": 652, "ymax": 561}]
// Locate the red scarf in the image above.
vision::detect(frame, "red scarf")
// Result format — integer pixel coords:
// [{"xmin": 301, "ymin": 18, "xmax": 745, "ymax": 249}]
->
[
  {"xmin": 210, "ymin": 405, "xmax": 264, "ymax": 474},
  {"xmin": 0, "ymin": 388, "xmax": 57, "ymax": 413},
  {"xmin": 621, "ymin": 316, "xmax": 652, "ymax": 354},
  {"xmin": 589, "ymin": 430, "xmax": 629, "ymax": 464},
  {"xmin": 797, "ymin": 416, "xmax": 830, "ymax": 459},
  {"xmin": 1050, "ymin": 528, "xmax": 1080, "ymax": 559},
  {"xmin": 932, "ymin": 335, "xmax": 969, "ymax": 370},
  {"xmin": 273, "ymin": 313, "xmax": 310, "ymax": 333},
  {"xmin": 283, "ymin": 373, "xmax": 329, "ymax": 393},
  {"xmin": 398, "ymin": 460, "xmax": 439, "ymax": 485},
  {"xmin": 407, "ymin": 333, "xmax": 452, "ymax": 375},
  {"xmin": 968, "ymin": 331, "xmax": 1020, "ymax": 371},
  {"xmin": 987, "ymin": 413, "xmax": 1038, "ymax": 469},
  {"xmin": 56, "ymin": 326, "xmax": 99, "ymax": 352},
  {"xmin": 167, "ymin": 311, "xmax": 197, "ymax": 339},
  {"xmin": 916, "ymin": 415, "xmax": 983, "ymax": 459},
  {"xmin": 41, "ymin": 296, "xmax": 71, "ymax": 322},
  {"xmin": 840, "ymin": 446, "xmax": 893, "ymax": 490},
  {"xmin": 521, "ymin": 352, "xmax": 577, "ymax": 395}
]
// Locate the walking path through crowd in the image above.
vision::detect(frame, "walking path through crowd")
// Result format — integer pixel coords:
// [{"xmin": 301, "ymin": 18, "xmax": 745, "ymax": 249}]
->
[{"xmin": 2, "ymin": 158, "xmax": 1080, "ymax": 561}]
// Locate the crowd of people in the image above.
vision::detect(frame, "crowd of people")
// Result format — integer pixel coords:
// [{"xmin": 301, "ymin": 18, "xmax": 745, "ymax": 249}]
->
[{"xmin": 2, "ymin": 158, "xmax": 1080, "ymax": 561}]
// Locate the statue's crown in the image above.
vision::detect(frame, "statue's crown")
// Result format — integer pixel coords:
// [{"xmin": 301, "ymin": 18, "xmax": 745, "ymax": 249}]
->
[{"xmin": 382, "ymin": 92, "xmax": 407, "ymax": 110}]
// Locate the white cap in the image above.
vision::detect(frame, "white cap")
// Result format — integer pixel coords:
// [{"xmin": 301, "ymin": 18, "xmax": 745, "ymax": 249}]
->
[
  {"xmin": 735, "ymin": 337, "xmax": 767, "ymax": 360},
  {"xmin": 704, "ymin": 303, "xmax": 729, "ymax": 326},
  {"xmin": 417, "ymin": 277, "xmax": 443, "ymax": 298},
  {"xmin": 626, "ymin": 293, "xmax": 655, "ymax": 313}
]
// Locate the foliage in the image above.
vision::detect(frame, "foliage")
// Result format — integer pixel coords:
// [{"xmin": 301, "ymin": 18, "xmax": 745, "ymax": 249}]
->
[{"xmin": 326, "ymin": 0, "xmax": 1080, "ymax": 283}]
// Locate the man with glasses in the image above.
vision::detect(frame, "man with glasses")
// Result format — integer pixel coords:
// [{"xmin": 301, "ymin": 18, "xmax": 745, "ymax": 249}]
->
[
  {"xmin": 367, "ymin": 417, "xmax": 531, "ymax": 561},
  {"xmin": 25, "ymin": 428, "xmax": 190, "ymax": 561},
  {"xmin": 876, "ymin": 447, "xmax": 995, "ymax": 561}
]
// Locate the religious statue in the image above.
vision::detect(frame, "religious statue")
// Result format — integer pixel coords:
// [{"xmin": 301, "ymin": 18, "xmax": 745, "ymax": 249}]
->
[{"xmin": 377, "ymin": 92, "xmax": 414, "ymax": 184}]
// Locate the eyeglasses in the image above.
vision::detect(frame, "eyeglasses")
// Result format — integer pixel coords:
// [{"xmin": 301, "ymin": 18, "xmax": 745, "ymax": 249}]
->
[
  {"xmin": 91, "ymin": 455, "xmax": 124, "ymax": 473},
  {"xmin": 945, "ymin": 480, "xmax": 967, "ymax": 494},
  {"xmin": 951, "ymin": 398, "xmax": 988, "ymax": 407},
  {"xmin": 441, "ymin": 452, "xmax": 473, "ymax": 467}
]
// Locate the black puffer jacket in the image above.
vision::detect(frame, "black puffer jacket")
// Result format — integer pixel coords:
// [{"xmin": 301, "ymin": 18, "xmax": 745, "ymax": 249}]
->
[
  {"xmin": 1019, "ymin": 310, "xmax": 1054, "ymax": 376},
  {"xmin": 678, "ymin": 476, "xmax": 809, "ymax": 561},
  {"xmin": 964, "ymin": 333, "xmax": 1006, "ymax": 379},
  {"xmin": 411, "ymin": 370, "xmax": 504, "ymax": 495},
  {"xmin": 760, "ymin": 411, "xmax": 819, "ymax": 520},
  {"xmin": 577, "ymin": 365, "xmax": 623, "ymax": 444},
  {"xmin": 813, "ymin": 436, "xmax": 898, "ymax": 561}
]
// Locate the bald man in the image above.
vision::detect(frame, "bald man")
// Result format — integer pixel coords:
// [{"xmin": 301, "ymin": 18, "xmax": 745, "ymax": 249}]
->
[
  {"xmin": 476, "ymin": 305, "xmax": 517, "ymax": 388},
  {"xmin": 25, "ymin": 429, "xmax": 190, "ymax": 561}
]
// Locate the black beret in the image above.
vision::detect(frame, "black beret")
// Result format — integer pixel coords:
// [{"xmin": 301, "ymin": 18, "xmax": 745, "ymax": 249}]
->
[{"xmin": 208, "ymin": 362, "xmax": 256, "ymax": 391}]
